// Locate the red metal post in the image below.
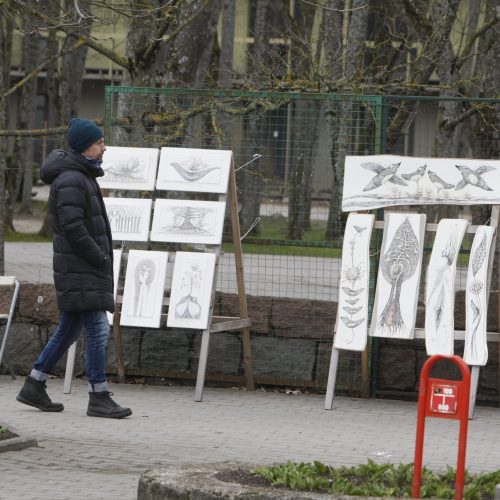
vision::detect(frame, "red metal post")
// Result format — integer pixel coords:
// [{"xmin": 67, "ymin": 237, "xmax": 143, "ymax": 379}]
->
[{"xmin": 411, "ymin": 355, "xmax": 471, "ymax": 500}]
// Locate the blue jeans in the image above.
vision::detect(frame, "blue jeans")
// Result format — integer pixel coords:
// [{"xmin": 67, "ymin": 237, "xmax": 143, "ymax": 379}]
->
[{"xmin": 33, "ymin": 311, "xmax": 110, "ymax": 388}]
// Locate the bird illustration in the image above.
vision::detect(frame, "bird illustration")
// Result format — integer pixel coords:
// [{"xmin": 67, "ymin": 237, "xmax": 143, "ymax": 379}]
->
[
  {"xmin": 361, "ymin": 162, "xmax": 407, "ymax": 191},
  {"xmin": 401, "ymin": 164, "xmax": 427, "ymax": 183},
  {"xmin": 455, "ymin": 165, "xmax": 495, "ymax": 191},
  {"xmin": 427, "ymin": 170, "xmax": 454, "ymax": 193}
]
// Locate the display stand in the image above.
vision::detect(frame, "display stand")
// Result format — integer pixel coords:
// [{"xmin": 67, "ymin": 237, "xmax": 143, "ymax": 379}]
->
[
  {"xmin": 110, "ymin": 159, "xmax": 254, "ymax": 401},
  {"xmin": 325, "ymin": 205, "xmax": 500, "ymax": 418}
]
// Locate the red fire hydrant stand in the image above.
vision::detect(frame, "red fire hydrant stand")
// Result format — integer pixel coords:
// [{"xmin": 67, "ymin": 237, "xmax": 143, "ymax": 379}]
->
[{"xmin": 412, "ymin": 355, "xmax": 471, "ymax": 500}]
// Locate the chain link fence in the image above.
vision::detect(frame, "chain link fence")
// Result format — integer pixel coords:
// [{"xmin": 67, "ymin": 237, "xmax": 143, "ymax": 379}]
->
[{"xmin": 104, "ymin": 87, "xmax": 500, "ymax": 401}]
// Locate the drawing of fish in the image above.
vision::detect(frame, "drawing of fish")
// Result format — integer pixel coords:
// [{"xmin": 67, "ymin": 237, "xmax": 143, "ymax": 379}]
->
[{"xmin": 170, "ymin": 160, "xmax": 221, "ymax": 182}]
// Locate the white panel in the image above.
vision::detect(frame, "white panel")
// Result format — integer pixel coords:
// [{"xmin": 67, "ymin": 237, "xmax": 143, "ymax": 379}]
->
[
  {"xmin": 334, "ymin": 213, "xmax": 375, "ymax": 351},
  {"xmin": 464, "ymin": 226, "xmax": 494, "ymax": 366},
  {"xmin": 120, "ymin": 250, "xmax": 168, "ymax": 328},
  {"xmin": 99, "ymin": 146, "xmax": 159, "ymax": 190},
  {"xmin": 370, "ymin": 213, "xmax": 426, "ymax": 339},
  {"xmin": 425, "ymin": 219, "xmax": 468, "ymax": 355},
  {"xmin": 107, "ymin": 249, "xmax": 123, "ymax": 325},
  {"xmin": 156, "ymin": 147, "xmax": 232, "ymax": 193},
  {"xmin": 151, "ymin": 199, "xmax": 226, "ymax": 245},
  {"xmin": 167, "ymin": 252, "xmax": 216, "ymax": 330},
  {"xmin": 342, "ymin": 155, "xmax": 500, "ymax": 211},
  {"xmin": 103, "ymin": 197, "xmax": 152, "ymax": 242}
]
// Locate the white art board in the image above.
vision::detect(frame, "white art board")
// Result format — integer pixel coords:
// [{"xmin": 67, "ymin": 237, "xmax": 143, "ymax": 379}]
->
[
  {"xmin": 103, "ymin": 197, "xmax": 152, "ymax": 242},
  {"xmin": 167, "ymin": 252, "xmax": 216, "ymax": 330},
  {"xmin": 425, "ymin": 219, "xmax": 468, "ymax": 356},
  {"xmin": 370, "ymin": 213, "xmax": 426, "ymax": 339},
  {"xmin": 156, "ymin": 147, "xmax": 232, "ymax": 193},
  {"xmin": 334, "ymin": 213, "xmax": 375, "ymax": 351},
  {"xmin": 150, "ymin": 199, "xmax": 226, "ymax": 245},
  {"xmin": 99, "ymin": 146, "xmax": 159, "ymax": 191},
  {"xmin": 464, "ymin": 226, "xmax": 494, "ymax": 366},
  {"xmin": 342, "ymin": 155, "xmax": 500, "ymax": 212},
  {"xmin": 120, "ymin": 250, "xmax": 168, "ymax": 328},
  {"xmin": 107, "ymin": 249, "xmax": 123, "ymax": 325}
]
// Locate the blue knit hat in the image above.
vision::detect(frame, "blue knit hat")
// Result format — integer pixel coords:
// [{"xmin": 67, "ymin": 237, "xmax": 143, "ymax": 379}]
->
[{"xmin": 67, "ymin": 118, "xmax": 103, "ymax": 153}]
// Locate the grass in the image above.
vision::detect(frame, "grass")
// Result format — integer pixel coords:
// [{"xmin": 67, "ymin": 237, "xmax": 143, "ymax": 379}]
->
[{"xmin": 253, "ymin": 460, "xmax": 500, "ymax": 499}]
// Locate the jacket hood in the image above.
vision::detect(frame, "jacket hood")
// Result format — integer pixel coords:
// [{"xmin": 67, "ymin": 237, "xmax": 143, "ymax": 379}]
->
[{"xmin": 40, "ymin": 149, "xmax": 104, "ymax": 184}]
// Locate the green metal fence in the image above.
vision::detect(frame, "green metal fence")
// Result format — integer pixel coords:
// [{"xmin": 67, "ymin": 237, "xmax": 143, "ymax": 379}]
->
[{"xmin": 104, "ymin": 86, "xmax": 500, "ymax": 402}]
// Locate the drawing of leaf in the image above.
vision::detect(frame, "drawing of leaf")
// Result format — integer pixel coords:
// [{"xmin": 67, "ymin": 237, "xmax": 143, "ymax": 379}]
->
[
  {"xmin": 381, "ymin": 217, "xmax": 420, "ymax": 285},
  {"xmin": 342, "ymin": 306, "xmax": 362, "ymax": 315},
  {"xmin": 345, "ymin": 298, "xmax": 360, "ymax": 305},
  {"xmin": 341, "ymin": 287, "xmax": 364, "ymax": 296},
  {"xmin": 470, "ymin": 300, "xmax": 480, "ymax": 322},
  {"xmin": 341, "ymin": 317, "xmax": 365, "ymax": 328},
  {"xmin": 471, "ymin": 233, "xmax": 487, "ymax": 276}
]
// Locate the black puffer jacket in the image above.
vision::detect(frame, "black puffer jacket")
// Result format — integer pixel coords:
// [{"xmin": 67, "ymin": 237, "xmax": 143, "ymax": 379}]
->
[{"xmin": 41, "ymin": 149, "xmax": 114, "ymax": 312}]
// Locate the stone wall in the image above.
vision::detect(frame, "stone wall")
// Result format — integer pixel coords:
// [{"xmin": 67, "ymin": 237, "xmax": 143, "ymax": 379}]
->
[{"xmin": 1, "ymin": 283, "xmax": 498, "ymax": 403}]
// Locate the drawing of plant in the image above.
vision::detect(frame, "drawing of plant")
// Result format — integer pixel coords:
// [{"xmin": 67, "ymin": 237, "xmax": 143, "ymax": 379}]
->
[
  {"xmin": 377, "ymin": 217, "xmax": 420, "ymax": 335},
  {"xmin": 340, "ymin": 224, "xmax": 367, "ymax": 342},
  {"xmin": 174, "ymin": 264, "xmax": 204, "ymax": 320},
  {"xmin": 130, "ymin": 258, "xmax": 156, "ymax": 318},
  {"xmin": 468, "ymin": 232, "xmax": 487, "ymax": 361}
]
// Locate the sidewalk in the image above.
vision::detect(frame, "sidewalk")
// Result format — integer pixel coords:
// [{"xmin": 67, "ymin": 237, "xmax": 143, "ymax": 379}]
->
[{"xmin": 1, "ymin": 376, "xmax": 499, "ymax": 499}]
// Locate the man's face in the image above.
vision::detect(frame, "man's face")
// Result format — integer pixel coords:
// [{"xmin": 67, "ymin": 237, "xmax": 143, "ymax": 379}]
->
[{"xmin": 82, "ymin": 138, "xmax": 106, "ymax": 160}]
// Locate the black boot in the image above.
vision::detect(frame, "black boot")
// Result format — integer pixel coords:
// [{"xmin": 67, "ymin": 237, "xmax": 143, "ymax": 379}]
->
[
  {"xmin": 16, "ymin": 376, "xmax": 64, "ymax": 412},
  {"xmin": 87, "ymin": 391, "xmax": 132, "ymax": 419}
]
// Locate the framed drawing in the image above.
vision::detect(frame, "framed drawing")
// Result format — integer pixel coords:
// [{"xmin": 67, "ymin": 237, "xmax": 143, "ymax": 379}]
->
[
  {"xmin": 99, "ymin": 146, "xmax": 159, "ymax": 191},
  {"xmin": 156, "ymin": 147, "xmax": 232, "ymax": 193},
  {"xmin": 425, "ymin": 219, "xmax": 468, "ymax": 355},
  {"xmin": 167, "ymin": 252, "xmax": 216, "ymax": 330},
  {"xmin": 370, "ymin": 212, "xmax": 426, "ymax": 339},
  {"xmin": 103, "ymin": 197, "xmax": 152, "ymax": 242},
  {"xmin": 120, "ymin": 250, "xmax": 168, "ymax": 328},
  {"xmin": 150, "ymin": 199, "xmax": 226, "ymax": 245},
  {"xmin": 342, "ymin": 155, "xmax": 500, "ymax": 212},
  {"xmin": 334, "ymin": 213, "xmax": 375, "ymax": 351},
  {"xmin": 464, "ymin": 226, "xmax": 494, "ymax": 366},
  {"xmin": 107, "ymin": 249, "xmax": 123, "ymax": 325}
]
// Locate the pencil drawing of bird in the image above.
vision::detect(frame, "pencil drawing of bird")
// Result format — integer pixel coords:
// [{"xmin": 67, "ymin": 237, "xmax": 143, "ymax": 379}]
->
[
  {"xmin": 361, "ymin": 162, "xmax": 407, "ymax": 191},
  {"xmin": 455, "ymin": 165, "xmax": 495, "ymax": 191},
  {"xmin": 427, "ymin": 170, "xmax": 454, "ymax": 193},
  {"xmin": 401, "ymin": 164, "xmax": 427, "ymax": 183}
]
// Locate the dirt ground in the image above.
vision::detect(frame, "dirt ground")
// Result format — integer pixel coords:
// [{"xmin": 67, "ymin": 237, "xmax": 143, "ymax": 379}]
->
[{"xmin": 12, "ymin": 185, "xmax": 48, "ymax": 234}]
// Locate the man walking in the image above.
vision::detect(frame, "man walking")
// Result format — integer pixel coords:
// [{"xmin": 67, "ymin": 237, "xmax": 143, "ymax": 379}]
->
[{"xmin": 16, "ymin": 118, "xmax": 131, "ymax": 419}]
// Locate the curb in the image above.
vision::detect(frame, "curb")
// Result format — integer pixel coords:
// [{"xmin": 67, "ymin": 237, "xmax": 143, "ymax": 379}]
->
[
  {"xmin": 0, "ymin": 421, "xmax": 37, "ymax": 453},
  {"xmin": 137, "ymin": 462, "xmax": 398, "ymax": 500}
]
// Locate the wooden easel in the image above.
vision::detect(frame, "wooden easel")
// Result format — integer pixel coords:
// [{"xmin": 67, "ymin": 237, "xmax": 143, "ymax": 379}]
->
[
  {"xmin": 325, "ymin": 205, "xmax": 500, "ymax": 419},
  {"xmin": 110, "ymin": 158, "xmax": 254, "ymax": 401}
]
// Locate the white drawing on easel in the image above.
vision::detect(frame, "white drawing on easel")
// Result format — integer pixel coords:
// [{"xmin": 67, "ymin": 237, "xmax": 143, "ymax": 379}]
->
[
  {"xmin": 156, "ymin": 147, "xmax": 232, "ymax": 193},
  {"xmin": 98, "ymin": 146, "xmax": 159, "ymax": 191},
  {"xmin": 370, "ymin": 213, "xmax": 426, "ymax": 339},
  {"xmin": 342, "ymin": 155, "xmax": 500, "ymax": 211},
  {"xmin": 103, "ymin": 198, "xmax": 152, "ymax": 242},
  {"xmin": 120, "ymin": 250, "xmax": 168, "ymax": 328},
  {"xmin": 150, "ymin": 199, "xmax": 226, "ymax": 245},
  {"xmin": 167, "ymin": 252, "xmax": 216, "ymax": 330},
  {"xmin": 334, "ymin": 213, "xmax": 374, "ymax": 351},
  {"xmin": 107, "ymin": 249, "xmax": 123, "ymax": 325},
  {"xmin": 425, "ymin": 219, "xmax": 468, "ymax": 355},
  {"xmin": 464, "ymin": 226, "xmax": 494, "ymax": 366}
]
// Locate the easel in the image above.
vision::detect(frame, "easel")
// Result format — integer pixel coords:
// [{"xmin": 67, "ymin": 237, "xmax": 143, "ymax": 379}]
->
[
  {"xmin": 325, "ymin": 204, "xmax": 500, "ymax": 419},
  {"xmin": 108, "ymin": 157, "xmax": 254, "ymax": 401}
]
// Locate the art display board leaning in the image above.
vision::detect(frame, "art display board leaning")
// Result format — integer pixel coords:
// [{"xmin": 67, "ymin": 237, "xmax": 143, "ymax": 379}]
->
[{"xmin": 326, "ymin": 154, "xmax": 500, "ymax": 417}]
